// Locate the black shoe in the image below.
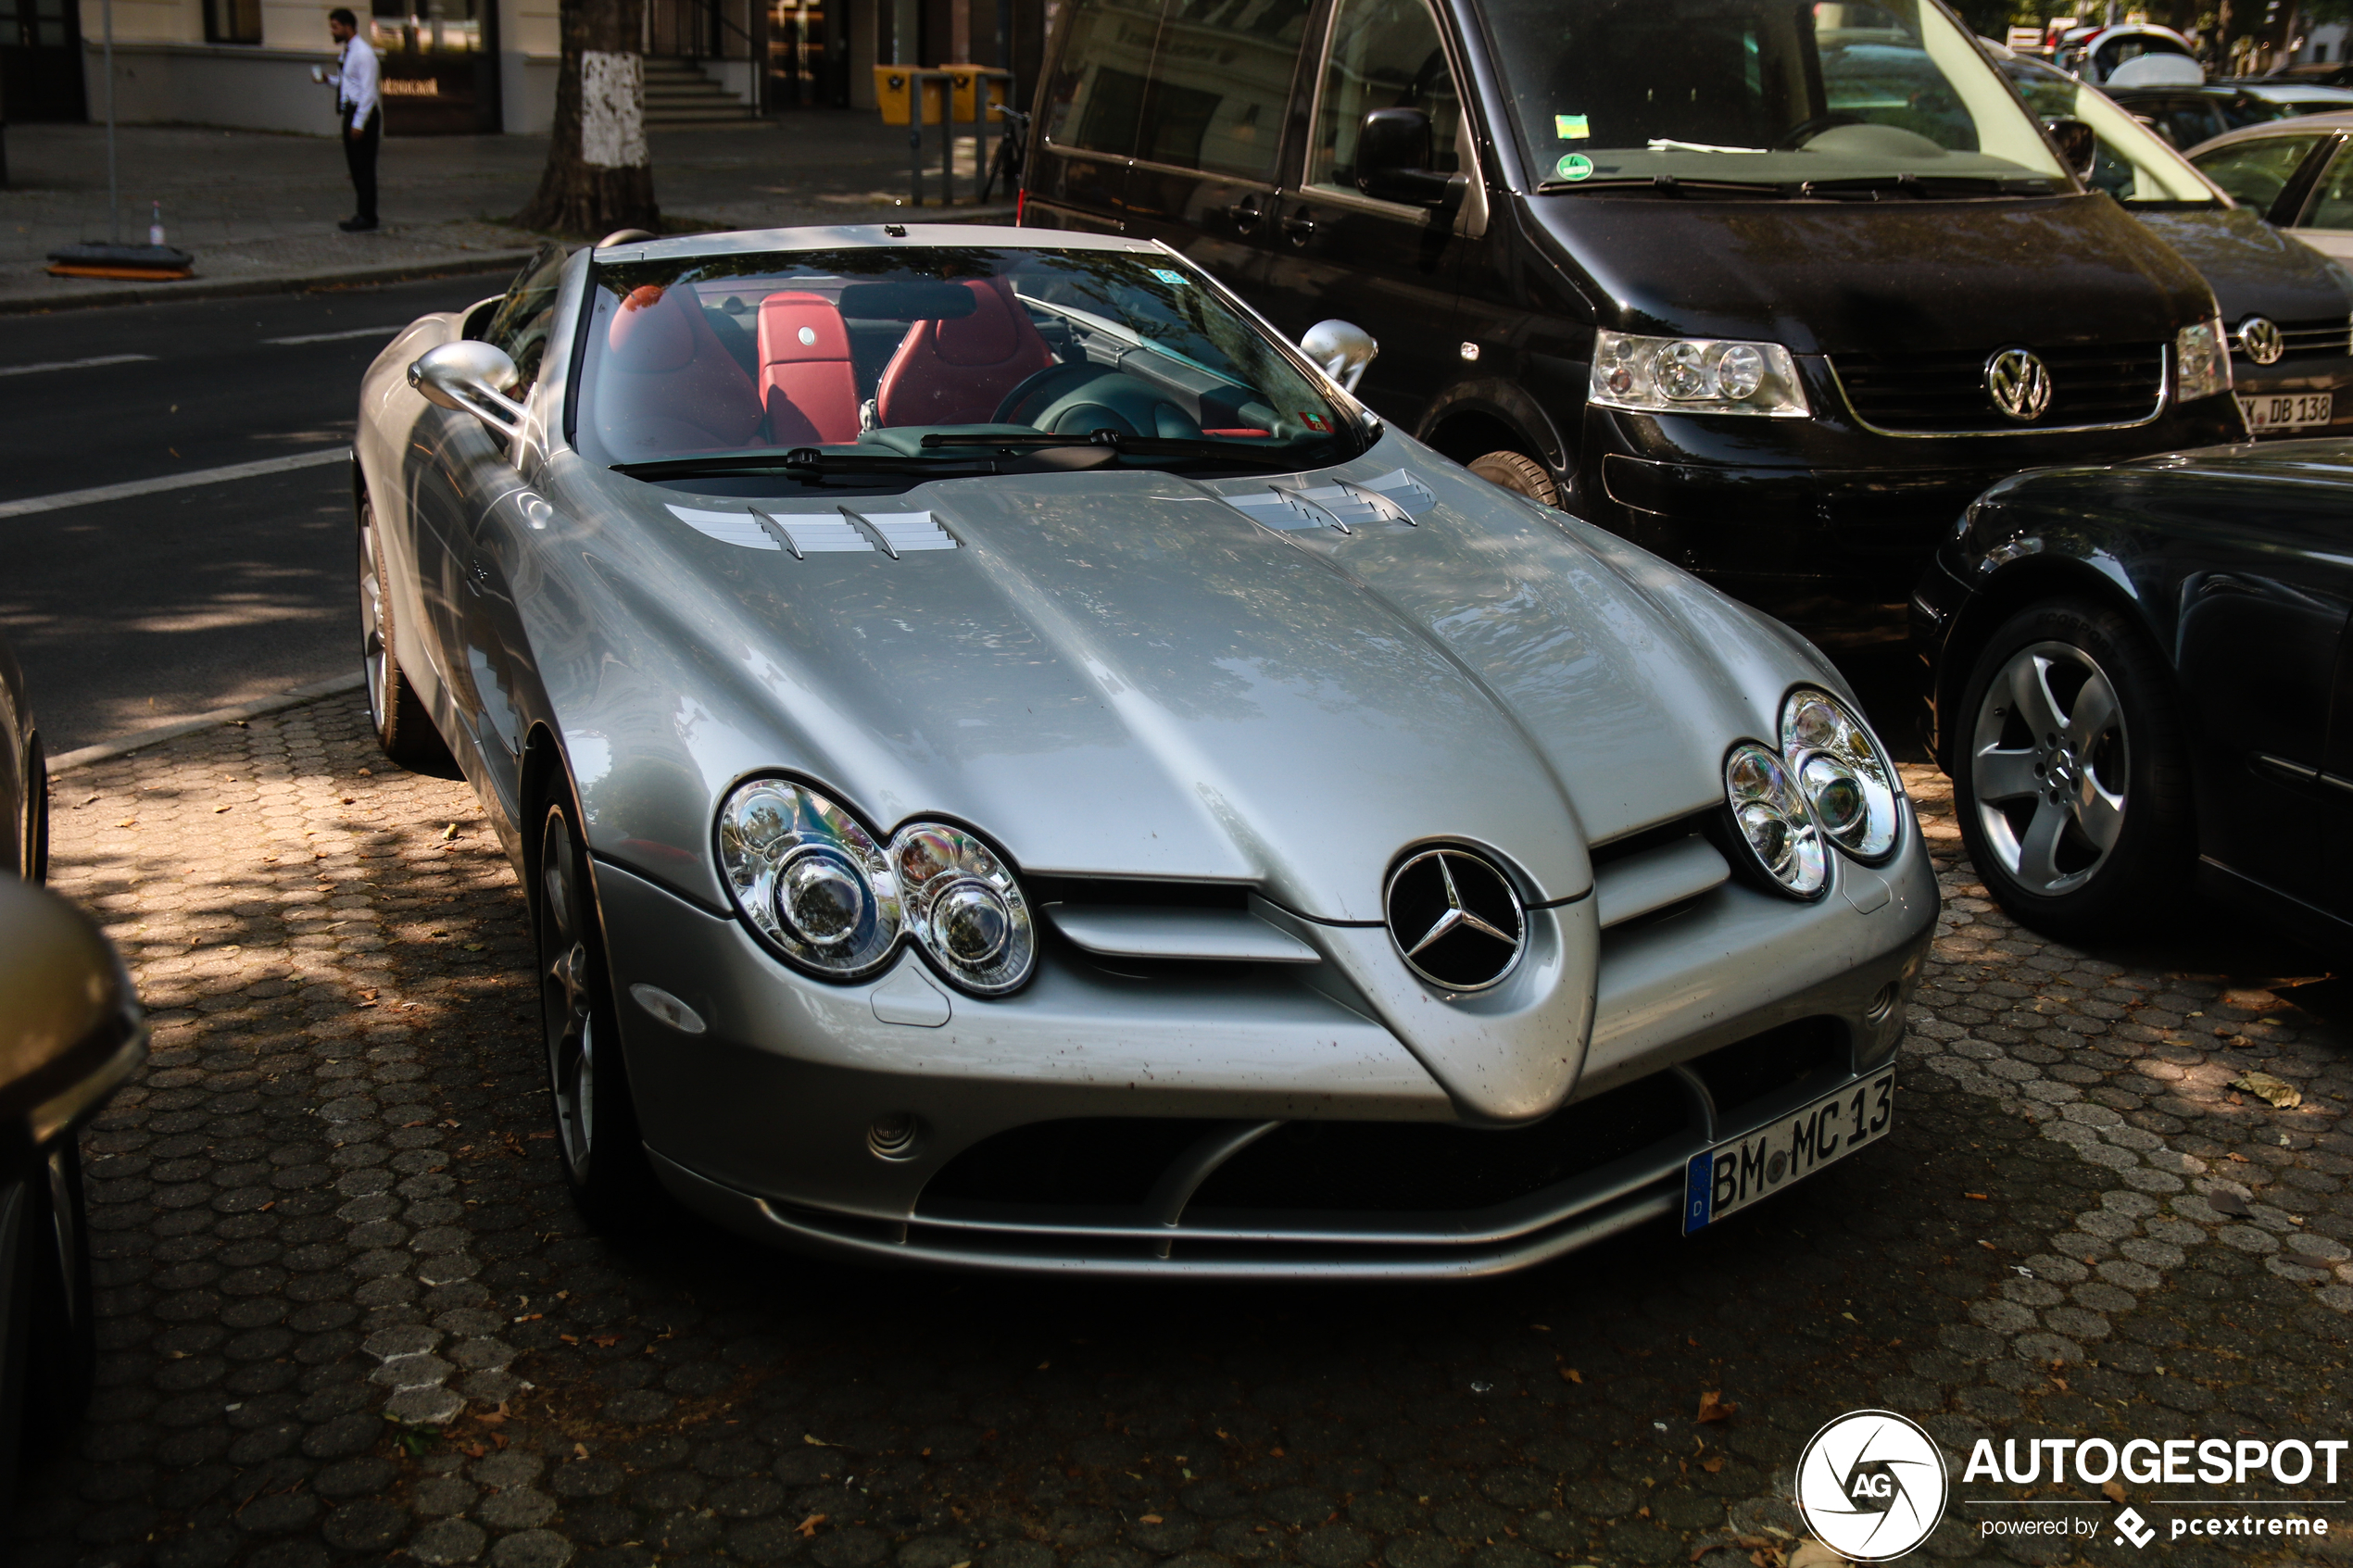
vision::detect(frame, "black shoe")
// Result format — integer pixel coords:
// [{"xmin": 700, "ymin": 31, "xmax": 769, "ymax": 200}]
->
[{"xmin": 338, "ymin": 217, "xmax": 379, "ymax": 232}]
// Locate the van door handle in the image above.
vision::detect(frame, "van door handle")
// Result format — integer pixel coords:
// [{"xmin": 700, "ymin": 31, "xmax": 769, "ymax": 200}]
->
[
  {"xmin": 1280, "ymin": 210, "xmax": 1315, "ymax": 245},
  {"xmin": 1227, "ymin": 194, "xmax": 1264, "ymax": 233}
]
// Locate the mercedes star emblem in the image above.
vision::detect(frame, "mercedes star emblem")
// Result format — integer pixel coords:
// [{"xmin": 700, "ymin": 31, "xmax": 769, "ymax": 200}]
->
[
  {"xmin": 2238, "ymin": 316, "xmax": 2284, "ymax": 366},
  {"xmin": 1983, "ymin": 346, "xmax": 2053, "ymax": 422},
  {"xmin": 1384, "ymin": 847, "xmax": 1526, "ymax": 993}
]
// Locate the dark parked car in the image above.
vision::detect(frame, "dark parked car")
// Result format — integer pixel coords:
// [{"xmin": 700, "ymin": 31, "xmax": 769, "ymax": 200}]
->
[
  {"xmin": 1999, "ymin": 51, "xmax": 2353, "ymax": 439},
  {"xmin": 0, "ymin": 634, "xmax": 45, "ymax": 884},
  {"xmin": 0, "ymin": 880, "xmax": 145, "ymax": 1513},
  {"xmin": 2189, "ymin": 113, "xmax": 2353, "ymax": 268},
  {"xmin": 1912, "ymin": 439, "xmax": 2353, "ymax": 947},
  {"xmin": 1020, "ymin": 0, "xmax": 2246, "ymax": 615},
  {"xmin": 2106, "ymin": 84, "xmax": 2298, "ymax": 149}
]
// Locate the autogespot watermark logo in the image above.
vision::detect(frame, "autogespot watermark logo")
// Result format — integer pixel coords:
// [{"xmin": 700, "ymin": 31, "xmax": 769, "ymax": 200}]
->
[
  {"xmin": 1795, "ymin": 1411, "xmax": 1950, "ymax": 1561},
  {"xmin": 1961, "ymin": 1434, "xmax": 2345, "ymax": 1548}
]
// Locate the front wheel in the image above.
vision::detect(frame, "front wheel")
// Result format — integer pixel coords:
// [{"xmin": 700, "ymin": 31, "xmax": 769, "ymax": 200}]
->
[
  {"xmin": 1953, "ymin": 598, "xmax": 2193, "ymax": 942},
  {"xmin": 535, "ymin": 792, "xmax": 661, "ymax": 1227},
  {"xmin": 359, "ymin": 498, "xmax": 459, "ymax": 777},
  {"xmin": 1466, "ymin": 449, "xmax": 1561, "ymax": 508}
]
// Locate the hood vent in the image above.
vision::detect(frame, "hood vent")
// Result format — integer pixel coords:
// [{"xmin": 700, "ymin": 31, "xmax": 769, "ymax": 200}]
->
[
  {"xmin": 665, "ymin": 504, "xmax": 958, "ymax": 558},
  {"xmin": 1222, "ymin": 469, "xmax": 1436, "ymax": 534}
]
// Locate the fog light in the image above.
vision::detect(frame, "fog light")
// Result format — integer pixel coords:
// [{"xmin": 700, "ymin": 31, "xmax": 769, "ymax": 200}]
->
[
  {"xmin": 1866, "ymin": 983, "xmax": 1899, "ymax": 1025},
  {"xmin": 867, "ymin": 1112, "xmax": 923, "ymax": 1161}
]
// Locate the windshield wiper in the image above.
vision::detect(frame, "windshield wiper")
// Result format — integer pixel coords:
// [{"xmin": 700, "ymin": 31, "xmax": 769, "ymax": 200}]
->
[
  {"xmin": 612, "ymin": 448, "xmax": 1002, "ymax": 482},
  {"xmin": 921, "ymin": 430, "xmax": 1304, "ymax": 465}
]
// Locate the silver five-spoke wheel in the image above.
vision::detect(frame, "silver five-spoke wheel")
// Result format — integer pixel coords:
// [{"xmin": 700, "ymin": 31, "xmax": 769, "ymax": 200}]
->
[
  {"xmin": 1969, "ymin": 640, "xmax": 2128, "ymax": 897},
  {"xmin": 359, "ymin": 504, "xmax": 391, "ymax": 734}
]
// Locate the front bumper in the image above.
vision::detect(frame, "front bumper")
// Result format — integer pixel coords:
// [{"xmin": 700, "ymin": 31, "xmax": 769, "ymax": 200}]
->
[{"xmin": 596, "ymin": 815, "xmax": 1939, "ymax": 1279}]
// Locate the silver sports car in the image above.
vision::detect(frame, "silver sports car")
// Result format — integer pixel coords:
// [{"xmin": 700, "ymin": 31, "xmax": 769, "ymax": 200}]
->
[{"xmin": 359, "ymin": 225, "xmax": 1936, "ymax": 1278}]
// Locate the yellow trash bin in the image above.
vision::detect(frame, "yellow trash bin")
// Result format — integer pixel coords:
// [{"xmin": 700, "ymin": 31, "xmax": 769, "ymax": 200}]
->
[{"xmin": 950, "ymin": 69, "xmax": 1010, "ymax": 123}]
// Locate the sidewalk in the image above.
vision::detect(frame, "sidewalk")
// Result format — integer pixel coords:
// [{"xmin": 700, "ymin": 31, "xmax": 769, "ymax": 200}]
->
[{"xmin": 0, "ymin": 115, "xmax": 1013, "ymax": 311}]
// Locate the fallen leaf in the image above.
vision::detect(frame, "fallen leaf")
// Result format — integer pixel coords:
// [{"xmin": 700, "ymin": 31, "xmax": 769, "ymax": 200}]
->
[
  {"xmin": 2232, "ymin": 1071, "xmax": 2303, "ymax": 1109},
  {"xmin": 804, "ymin": 1435, "xmax": 834, "ymax": 1447},
  {"xmin": 1976, "ymin": 1239, "xmax": 1997, "ymax": 1251},
  {"xmin": 1963, "ymin": 1192, "xmax": 1988, "ymax": 1200},
  {"xmin": 2103, "ymin": 1481, "xmax": 2126, "ymax": 1505},
  {"xmin": 1701, "ymin": 1456, "xmax": 1724, "ymax": 1474},
  {"xmin": 441, "ymin": 823, "xmax": 459, "ymax": 842},
  {"xmin": 1787, "ymin": 1541, "xmax": 1848, "ymax": 1568},
  {"xmin": 575, "ymin": 1443, "xmax": 590, "ymax": 1460},
  {"xmin": 213, "ymin": 805, "xmax": 232, "ymax": 814},
  {"xmin": 1139, "ymin": 1515, "xmax": 1164, "ymax": 1525},
  {"xmin": 795, "ymin": 1514, "xmax": 826, "ymax": 1538},
  {"xmin": 1559, "ymin": 1367, "xmax": 1582, "ymax": 1384},
  {"xmin": 2208, "ymin": 1189, "xmax": 2252, "ymax": 1216},
  {"xmin": 1695, "ymin": 1390, "xmax": 1738, "ymax": 1424},
  {"xmin": 2227, "ymin": 1151, "xmax": 2250, "ymax": 1163}
]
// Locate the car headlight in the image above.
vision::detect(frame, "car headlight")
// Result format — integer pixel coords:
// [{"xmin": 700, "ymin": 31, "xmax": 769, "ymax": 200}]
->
[
  {"xmin": 2175, "ymin": 318, "xmax": 2231, "ymax": 402},
  {"xmin": 1590, "ymin": 330, "xmax": 1809, "ymax": 418},
  {"xmin": 891, "ymin": 822, "xmax": 1035, "ymax": 996},
  {"xmin": 1723, "ymin": 743, "xmax": 1829, "ymax": 898},
  {"xmin": 717, "ymin": 779, "xmax": 901, "ymax": 979},
  {"xmin": 1780, "ymin": 689, "xmax": 1902, "ymax": 863}
]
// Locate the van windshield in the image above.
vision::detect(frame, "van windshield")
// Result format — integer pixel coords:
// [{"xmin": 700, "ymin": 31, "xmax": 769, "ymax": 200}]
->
[
  {"xmin": 1482, "ymin": 0, "xmax": 2070, "ymax": 192},
  {"xmin": 1999, "ymin": 56, "xmax": 2220, "ymax": 207}
]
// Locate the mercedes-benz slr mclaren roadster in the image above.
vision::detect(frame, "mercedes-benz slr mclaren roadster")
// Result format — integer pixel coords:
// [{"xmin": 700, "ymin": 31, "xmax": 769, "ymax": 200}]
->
[{"xmin": 356, "ymin": 226, "xmax": 1936, "ymax": 1278}]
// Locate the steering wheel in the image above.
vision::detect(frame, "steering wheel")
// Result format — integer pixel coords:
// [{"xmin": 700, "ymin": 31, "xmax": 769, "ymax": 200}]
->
[
  {"xmin": 1775, "ymin": 112, "xmax": 1867, "ymax": 150},
  {"xmin": 991, "ymin": 363, "xmax": 1089, "ymax": 425}
]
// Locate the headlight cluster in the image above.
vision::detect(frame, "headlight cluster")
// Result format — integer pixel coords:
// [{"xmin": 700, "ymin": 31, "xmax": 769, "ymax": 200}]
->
[
  {"xmin": 2174, "ymin": 318, "xmax": 2231, "ymax": 403},
  {"xmin": 1722, "ymin": 689, "xmax": 1903, "ymax": 899},
  {"xmin": 717, "ymin": 779, "xmax": 1035, "ymax": 996},
  {"xmin": 1590, "ymin": 330, "xmax": 1809, "ymax": 418}
]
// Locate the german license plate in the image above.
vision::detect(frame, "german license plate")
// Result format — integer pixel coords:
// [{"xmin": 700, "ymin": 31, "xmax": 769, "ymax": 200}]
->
[
  {"xmin": 2239, "ymin": 392, "xmax": 2333, "ymax": 432},
  {"xmin": 1681, "ymin": 1070, "xmax": 1894, "ymax": 1233}
]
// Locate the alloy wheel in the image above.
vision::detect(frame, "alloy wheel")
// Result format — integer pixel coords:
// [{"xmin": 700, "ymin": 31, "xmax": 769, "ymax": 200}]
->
[
  {"xmin": 540, "ymin": 810, "xmax": 598, "ymax": 1180},
  {"xmin": 359, "ymin": 507, "xmax": 390, "ymax": 734},
  {"xmin": 1968, "ymin": 639, "xmax": 2129, "ymax": 897}
]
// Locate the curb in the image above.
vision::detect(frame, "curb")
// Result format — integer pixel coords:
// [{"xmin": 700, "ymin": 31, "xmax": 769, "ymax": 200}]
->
[
  {"xmin": 0, "ymin": 251, "xmax": 537, "ymax": 317},
  {"xmin": 47, "ymin": 671, "xmax": 367, "ymax": 775}
]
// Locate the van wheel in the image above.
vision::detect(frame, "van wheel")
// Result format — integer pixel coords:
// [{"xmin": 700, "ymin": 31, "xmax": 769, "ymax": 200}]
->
[{"xmin": 1466, "ymin": 450, "xmax": 1560, "ymax": 508}]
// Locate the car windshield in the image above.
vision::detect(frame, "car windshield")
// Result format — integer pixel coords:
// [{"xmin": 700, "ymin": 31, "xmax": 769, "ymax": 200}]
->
[
  {"xmin": 573, "ymin": 245, "xmax": 1359, "ymax": 484},
  {"xmin": 2001, "ymin": 57, "xmax": 2220, "ymax": 206},
  {"xmin": 1482, "ymin": 0, "xmax": 2070, "ymax": 191}
]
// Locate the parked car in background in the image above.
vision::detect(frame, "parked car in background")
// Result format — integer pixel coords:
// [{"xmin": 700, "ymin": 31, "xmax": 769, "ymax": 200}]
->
[
  {"xmin": 2190, "ymin": 114, "xmax": 2353, "ymax": 263},
  {"xmin": 359, "ymin": 224, "xmax": 1940, "ymax": 1275},
  {"xmin": 2052, "ymin": 22, "xmax": 2201, "ymax": 85},
  {"xmin": 0, "ymin": 879, "xmax": 145, "ymax": 1516},
  {"xmin": 1913, "ymin": 440, "xmax": 2353, "ymax": 948},
  {"xmin": 2221, "ymin": 81, "xmax": 2353, "ymax": 119},
  {"xmin": 1998, "ymin": 51, "xmax": 2353, "ymax": 439},
  {"xmin": 1021, "ymin": 0, "xmax": 2244, "ymax": 619},
  {"xmin": 2108, "ymin": 83, "xmax": 2296, "ymax": 148},
  {"xmin": 0, "ymin": 634, "xmax": 45, "ymax": 884}
]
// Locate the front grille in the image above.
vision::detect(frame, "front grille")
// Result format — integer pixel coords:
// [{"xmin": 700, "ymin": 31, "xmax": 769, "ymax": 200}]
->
[
  {"xmin": 2254, "ymin": 317, "xmax": 2353, "ymax": 359},
  {"xmin": 1832, "ymin": 343, "xmax": 2165, "ymax": 433}
]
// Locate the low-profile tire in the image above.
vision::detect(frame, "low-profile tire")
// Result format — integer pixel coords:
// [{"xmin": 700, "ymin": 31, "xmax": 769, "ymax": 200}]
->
[
  {"xmin": 20, "ymin": 733, "xmax": 45, "ymax": 884},
  {"xmin": 535, "ymin": 787, "xmax": 662, "ymax": 1228},
  {"xmin": 22, "ymin": 1141, "xmax": 93, "ymax": 1434},
  {"xmin": 1466, "ymin": 449, "xmax": 1561, "ymax": 508},
  {"xmin": 358, "ymin": 498, "xmax": 459, "ymax": 777},
  {"xmin": 1953, "ymin": 597, "xmax": 2194, "ymax": 943}
]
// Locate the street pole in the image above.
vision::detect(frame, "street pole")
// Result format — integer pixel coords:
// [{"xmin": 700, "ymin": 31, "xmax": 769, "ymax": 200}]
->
[{"xmin": 105, "ymin": 0, "xmax": 119, "ymax": 243}]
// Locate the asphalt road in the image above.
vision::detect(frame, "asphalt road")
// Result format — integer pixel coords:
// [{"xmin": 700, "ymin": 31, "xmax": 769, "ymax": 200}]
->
[{"xmin": 0, "ymin": 275, "xmax": 503, "ymax": 754}]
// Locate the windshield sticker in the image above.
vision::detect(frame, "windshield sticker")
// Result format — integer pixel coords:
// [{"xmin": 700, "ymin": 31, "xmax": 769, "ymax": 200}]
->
[
  {"xmin": 1554, "ymin": 113, "xmax": 1590, "ymax": 140},
  {"xmin": 1298, "ymin": 412, "xmax": 1332, "ymax": 433},
  {"xmin": 1150, "ymin": 267, "xmax": 1189, "ymax": 287},
  {"xmin": 1555, "ymin": 153, "xmax": 1595, "ymax": 181}
]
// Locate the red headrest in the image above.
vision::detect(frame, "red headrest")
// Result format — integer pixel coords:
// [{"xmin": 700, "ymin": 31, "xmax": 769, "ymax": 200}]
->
[
  {"xmin": 934, "ymin": 279, "xmax": 1022, "ymax": 367},
  {"xmin": 607, "ymin": 284, "xmax": 695, "ymax": 372},
  {"xmin": 759, "ymin": 291, "xmax": 852, "ymax": 363}
]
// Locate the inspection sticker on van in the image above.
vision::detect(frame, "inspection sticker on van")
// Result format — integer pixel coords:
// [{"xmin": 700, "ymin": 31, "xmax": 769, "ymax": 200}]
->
[
  {"xmin": 1681, "ymin": 1069, "xmax": 1894, "ymax": 1233},
  {"xmin": 1556, "ymin": 154, "xmax": 1594, "ymax": 181},
  {"xmin": 1555, "ymin": 114, "xmax": 1590, "ymax": 139}
]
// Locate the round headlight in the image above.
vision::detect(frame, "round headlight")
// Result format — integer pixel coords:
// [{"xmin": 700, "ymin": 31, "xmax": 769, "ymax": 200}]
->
[
  {"xmin": 717, "ymin": 779, "xmax": 900, "ymax": 977},
  {"xmin": 1658, "ymin": 340, "xmax": 1710, "ymax": 400},
  {"xmin": 1724, "ymin": 742, "xmax": 1829, "ymax": 898},
  {"xmin": 1780, "ymin": 688, "xmax": 1901, "ymax": 861},
  {"xmin": 1717, "ymin": 344, "xmax": 1766, "ymax": 400},
  {"xmin": 890, "ymin": 821, "xmax": 1034, "ymax": 995}
]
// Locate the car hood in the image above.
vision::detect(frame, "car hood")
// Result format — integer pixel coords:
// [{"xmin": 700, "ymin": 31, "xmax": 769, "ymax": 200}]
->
[
  {"xmin": 536, "ymin": 437, "xmax": 1827, "ymax": 927},
  {"xmin": 2132, "ymin": 205, "xmax": 2353, "ymax": 326},
  {"xmin": 1519, "ymin": 189, "xmax": 2214, "ymax": 353}
]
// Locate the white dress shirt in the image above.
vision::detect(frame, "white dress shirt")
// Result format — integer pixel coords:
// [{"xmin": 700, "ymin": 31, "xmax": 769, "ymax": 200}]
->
[{"xmin": 336, "ymin": 33, "xmax": 380, "ymax": 132}]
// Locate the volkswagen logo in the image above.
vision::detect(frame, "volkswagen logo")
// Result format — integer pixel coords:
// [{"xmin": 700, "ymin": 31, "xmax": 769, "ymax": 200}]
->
[
  {"xmin": 1983, "ymin": 347, "xmax": 2053, "ymax": 422},
  {"xmin": 1384, "ymin": 847, "xmax": 1525, "ymax": 992},
  {"xmin": 2238, "ymin": 315, "xmax": 2285, "ymax": 365}
]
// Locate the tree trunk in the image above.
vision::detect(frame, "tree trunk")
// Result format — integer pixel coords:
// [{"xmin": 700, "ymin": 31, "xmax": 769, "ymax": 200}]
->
[{"xmin": 516, "ymin": 0, "xmax": 661, "ymax": 236}]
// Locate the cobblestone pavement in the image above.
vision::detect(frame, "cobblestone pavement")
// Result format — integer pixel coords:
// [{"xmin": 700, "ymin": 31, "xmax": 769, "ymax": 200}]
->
[{"xmin": 20, "ymin": 694, "xmax": 2353, "ymax": 1568}]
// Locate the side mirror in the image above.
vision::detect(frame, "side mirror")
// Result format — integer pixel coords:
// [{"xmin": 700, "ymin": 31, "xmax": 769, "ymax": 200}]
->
[
  {"xmin": 1301, "ymin": 319, "xmax": 1378, "ymax": 394},
  {"xmin": 2042, "ymin": 116, "xmax": 2098, "ymax": 178},
  {"xmin": 0, "ymin": 878, "xmax": 146, "ymax": 1143},
  {"xmin": 409, "ymin": 340, "xmax": 527, "ymax": 437},
  {"xmin": 1354, "ymin": 107, "xmax": 1464, "ymax": 208}
]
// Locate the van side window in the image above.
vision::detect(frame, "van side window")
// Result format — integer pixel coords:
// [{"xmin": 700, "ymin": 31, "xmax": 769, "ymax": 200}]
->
[
  {"xmin": 2193, "ymin": 134, "xmax": 2324, "ymax": 214},
  {"xmin": 1040, "ymin": 0, "xmax": 1163, "ymax": 157},
  {"xmin": 1133, "ymin": 0, "xmax": 1310, "ymax": 180},
  {"xmin": 1306, "ymin": 0, "xmax": 1460, "ymax": 195}
]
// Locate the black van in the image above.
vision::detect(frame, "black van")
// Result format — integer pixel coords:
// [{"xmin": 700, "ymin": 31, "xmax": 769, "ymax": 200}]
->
[{"xmin": 1015, "ymin": 0, "xmax": 2246, "ymax": 612}]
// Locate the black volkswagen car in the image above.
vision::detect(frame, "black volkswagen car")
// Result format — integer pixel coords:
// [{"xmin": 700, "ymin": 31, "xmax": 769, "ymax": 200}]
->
[
  {"xmin": 1019, "ymin": 0, "xmax": 2246, "ymax": 616},
  {"xmin": 1913, "ymin": 439, "xmax": 2353, "ymax": 947}
]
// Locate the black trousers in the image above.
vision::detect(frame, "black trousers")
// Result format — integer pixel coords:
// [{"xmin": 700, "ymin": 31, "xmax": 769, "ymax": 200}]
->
[{"xmin": 343, "ymin": 108, "xmax": 381, "ymax": 223}]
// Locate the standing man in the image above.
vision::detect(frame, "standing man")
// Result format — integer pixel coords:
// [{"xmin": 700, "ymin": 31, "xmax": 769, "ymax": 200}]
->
[{"xmin": 327, "ymin": 7, "xmax": 381, "ymax": 232}]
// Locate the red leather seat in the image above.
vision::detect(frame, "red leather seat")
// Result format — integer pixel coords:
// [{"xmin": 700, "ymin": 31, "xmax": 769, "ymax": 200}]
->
[
  {"xmin": 597, "ymin": 284, "xmax": 764, "ymax": 457},
  {"xmin": 757, "ymin": 292, "xmax": 862, "ymax": 446},
  {"xmin": 873, "ymin": 277, "xmax": 1058, "ymax": 427}
]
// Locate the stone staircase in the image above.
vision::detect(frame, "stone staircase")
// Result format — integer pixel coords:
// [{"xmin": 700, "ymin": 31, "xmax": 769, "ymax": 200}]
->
[{"xmin": 642, "ymin": 57, "xmax": 762, "ymax": 127}]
